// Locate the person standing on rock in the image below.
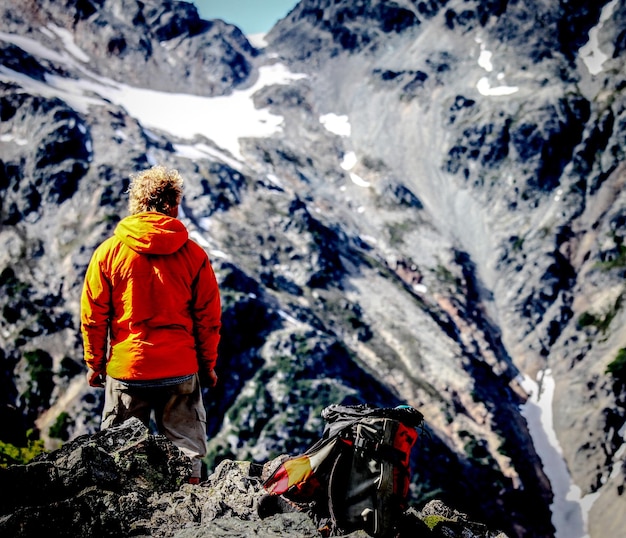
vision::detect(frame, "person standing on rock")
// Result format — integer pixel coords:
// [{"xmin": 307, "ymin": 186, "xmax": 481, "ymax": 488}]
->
[{"xmin": 80, "ymin": 164, "xmax": 222, "ymax": 484}]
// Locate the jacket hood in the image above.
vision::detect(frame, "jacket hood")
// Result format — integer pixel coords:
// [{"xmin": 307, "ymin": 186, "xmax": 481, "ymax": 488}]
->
[{"xmin": 114, "ymin": 212, "xmax": 188, "ymax": 255}]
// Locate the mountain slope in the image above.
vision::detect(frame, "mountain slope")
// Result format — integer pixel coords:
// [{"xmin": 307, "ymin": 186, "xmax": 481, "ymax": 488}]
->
[{"xmin": 0, "ymin": 1, "xmax": 625, "ymax": 537}]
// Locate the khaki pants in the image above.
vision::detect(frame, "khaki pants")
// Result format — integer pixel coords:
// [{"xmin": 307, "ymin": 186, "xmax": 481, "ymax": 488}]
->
[{"xmin": 101, "ymin": 374, "xmax": 207, "ymax": 478}]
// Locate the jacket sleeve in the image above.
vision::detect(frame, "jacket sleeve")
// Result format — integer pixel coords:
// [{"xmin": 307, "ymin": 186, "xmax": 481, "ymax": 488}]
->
[
  {"xmin": 80, "ymin": 249, "xmax": 111, "ymax": 374},
  {"xmin": 192, "ymin": 256, "xmax": 222, "ymax": 372}
]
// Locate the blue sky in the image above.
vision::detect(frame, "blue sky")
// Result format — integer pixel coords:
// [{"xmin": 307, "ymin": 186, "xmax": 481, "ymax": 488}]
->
[{"xmin": 192, "ymin": 0, "xmax": 298, "ymax": 35}]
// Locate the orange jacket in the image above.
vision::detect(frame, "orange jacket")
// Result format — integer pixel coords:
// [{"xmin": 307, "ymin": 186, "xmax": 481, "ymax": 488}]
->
[{"xmin": 81, "ymin": 212, "xmax": 221, "ymax": 381}]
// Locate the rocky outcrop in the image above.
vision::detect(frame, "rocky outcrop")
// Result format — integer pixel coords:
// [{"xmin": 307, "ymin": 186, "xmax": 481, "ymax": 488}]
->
[
  {"xmin": 0, "ymin": 1, "xmax": 625, "ymax": 537},
  {"xmin": 0, "ymin": 0, "xmax": 257, "ymax": 97},
  {"xmin": 0, "ymin": 418, "xmax": 190, "ymax": 537},
  {"xmin": 0, "ymin": 418, "xmax": 509, "ymax": 538}
]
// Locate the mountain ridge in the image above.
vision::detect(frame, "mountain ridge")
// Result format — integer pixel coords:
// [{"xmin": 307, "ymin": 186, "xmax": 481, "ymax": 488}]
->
[{"xmin": 1, "ymin": 1, "xmax": 625, "ymax": 537}]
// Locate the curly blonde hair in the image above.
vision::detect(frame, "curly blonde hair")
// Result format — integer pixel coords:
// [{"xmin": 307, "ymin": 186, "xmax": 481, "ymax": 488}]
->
[{"xmin": 127, "ymin": 165, "xmax": 184, "ymax": 215}]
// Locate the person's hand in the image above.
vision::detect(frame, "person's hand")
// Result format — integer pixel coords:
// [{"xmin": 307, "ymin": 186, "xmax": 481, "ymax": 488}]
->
[
  {"xmin": 204, "ymin": 369, "xmax": 218, "ymax": 388},
  {"xmin": 86, "ymin": 368, "xmax": 105, "ymax": 388}
]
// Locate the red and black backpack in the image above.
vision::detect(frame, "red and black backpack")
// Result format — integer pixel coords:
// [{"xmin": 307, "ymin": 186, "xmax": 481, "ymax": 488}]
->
[{"xmin": 263, "ymin": 403, "xmax": 425, "ymax": 537}]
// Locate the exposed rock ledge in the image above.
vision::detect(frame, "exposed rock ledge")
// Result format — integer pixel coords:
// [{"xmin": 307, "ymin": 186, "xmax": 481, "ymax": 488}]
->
[{"xmin": 0, "ymin": 418, "xmax": 508, "ymax": 538}]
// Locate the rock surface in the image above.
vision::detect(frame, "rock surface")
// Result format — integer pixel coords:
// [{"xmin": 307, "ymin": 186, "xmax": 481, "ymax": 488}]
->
[{"xmin": 0, "ymin": 419, "xmax": 509, "ymax": 538}]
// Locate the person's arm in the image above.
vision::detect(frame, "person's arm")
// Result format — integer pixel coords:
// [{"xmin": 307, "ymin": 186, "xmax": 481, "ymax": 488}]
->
[
  {"xmin": 192, "ymin": 257, "xmax": 222, "ymax": 387},
  {"xmin": 81, "ymin": 251, "xmax": 111, "ymax": 387}
]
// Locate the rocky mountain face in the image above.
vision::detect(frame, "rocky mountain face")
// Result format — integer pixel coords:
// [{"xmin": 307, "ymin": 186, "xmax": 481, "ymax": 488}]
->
[{"xmin": 1, "ymin": 1, "xmax": 625, "ymax": 537}]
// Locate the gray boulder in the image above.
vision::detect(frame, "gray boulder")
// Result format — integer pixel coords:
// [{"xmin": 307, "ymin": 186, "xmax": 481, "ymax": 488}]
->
[{"xmin": 0, "ymin": 417, "xmax": 190, "ymax": 537}]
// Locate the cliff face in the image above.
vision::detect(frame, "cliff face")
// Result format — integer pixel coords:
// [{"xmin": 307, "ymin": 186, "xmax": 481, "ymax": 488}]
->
[{"xmin": 0, "ymin": 1, "xmax": 625, "ymax": 537}]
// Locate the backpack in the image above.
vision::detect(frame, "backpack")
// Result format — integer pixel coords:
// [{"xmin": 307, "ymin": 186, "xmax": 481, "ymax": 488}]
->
[{"xmin": 263, "ymin": 403, "xmax": 425, "ymax": 537}]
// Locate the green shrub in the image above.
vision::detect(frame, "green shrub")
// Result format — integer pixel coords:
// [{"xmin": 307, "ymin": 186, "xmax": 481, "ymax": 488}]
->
[
  {"xmin": 597, "ymin": 240, "xmax": 626, "ymax": 271},
  {"xmin": 49, "ymin": 411, "xmax": 72, "ymax": 441},
  {"xmin": 577, "ymin": 295, "xmax": 622, "ymax": 336},
  {"xmin": 22, "ymin": 349, "xmax": 55, "ymax": 416},
  {"xmin": 423, "ymin": 514, "xmax": 453, "ymax": 530},
  {"xmin": 59, "ymin": 356, "xmax": 83, "ymax": 379},
  {"xmin": 576, "ymin": 311, "xmax": 597, "ymax": 329},
  {"xmin": 606, "ymin": 348, "xmax": 626, "ymax": 383},
  {"xmin": 511, "ymin": 235, "xmax": 525, "ymax": 251},
  {"xmin": 0, "ymin": 439, "xmax": 47, "ymax": 467}
]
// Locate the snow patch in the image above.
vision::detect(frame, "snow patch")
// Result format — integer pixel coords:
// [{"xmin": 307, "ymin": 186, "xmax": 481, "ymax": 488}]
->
[
  {"xmin": 46, "ymin": 24, "xmax": 90, "ymax": 63},
  {"xmin": 554, "ymin": 188, "xmax": 563, "ymax": 202},
  {"xmin": 265, "ymin": 173, "xmax": 283, "ymax": 188},
  {"xmin": 476, "ymin": 77, "xmax": 519, "ymax": 96},
  {"xmin": 341, "ymin": 151, "xmax": 357, "ymax": 171},
  {"xmin": 189, "ymin": 230, "xmax": 210, "ymax": 248},
  {"xmin": 80, "ymin": 63, "xmax": 306, "ymax": 160},
  {"xmin": 0, "ymin": 30, "xmax": 66, "ymax": 65},
  {"xmin": 413, "ymin": 283, "xmax": 428, "ymax": 293},
  {"xmin": 349, "ymin": 173, "xmax": 370, "ymax": 188},
  {"xmin": 0, "ymin": 133, "xmax": 28, "ymax": 145},
  {"xmin": 520, "ymin": 370, "xmax": 591, "ymax": 538},
  {"xmin": 475, "ymin": 38, "xmax": 519, "ymax": 96},
  {"xmin": 173, "ymin": 142, "xmax": 243, "ymax": 171},
  {"xmin": 340, "ymin": 151, "xmax": 369, "ymax": 187},
  {"xmin": 210, "ymin": 249, "xmax": 228, "ymax": 259},
  {"xmin": 0, "ymin": 26, "xmax": 308, "ymax": 162},
  {"xmin": 320, "ymin": 113, "xmax": 351, "ymax": 137},
  {"xmin": 278, "ymin": 309, "xmax": 301, "ymax": 325},
  {"xmin": 247, "ymin": 32, "xmax": 268, "ymax": 49},
  {"xmin": 478, "ymin": 49, "xmax": 493, "ymax": 72}
]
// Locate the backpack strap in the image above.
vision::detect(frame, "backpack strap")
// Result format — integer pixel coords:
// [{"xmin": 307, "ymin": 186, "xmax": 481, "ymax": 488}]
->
[{"xmin": 353, "ymin": 435, "xmax": 407, "ymax": 466}]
